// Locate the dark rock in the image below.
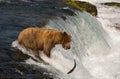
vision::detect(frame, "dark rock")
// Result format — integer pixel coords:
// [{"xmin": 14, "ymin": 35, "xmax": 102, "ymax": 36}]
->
[
  {"xmin": 0, "ymin": 62, "xmax": 54, "ymax": 79},
  {"xmin": 102, "ymin": 2, "xmax": 120, "ymax": 7},
  {"xmin": 64, "ymin": 0, "xmax": 98, "ymax": 16},
  {"xmin": 12, "ymin": 48, "xmax": 30, "ymax": 62}
]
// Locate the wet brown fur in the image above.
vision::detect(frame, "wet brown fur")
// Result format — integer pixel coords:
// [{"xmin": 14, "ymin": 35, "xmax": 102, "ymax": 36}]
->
[{"xmin": 18, "ymin": 27, "xmax": 72, "ymax": 59}]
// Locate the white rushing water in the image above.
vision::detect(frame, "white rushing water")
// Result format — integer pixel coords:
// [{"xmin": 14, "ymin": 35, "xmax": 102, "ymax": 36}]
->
[
  {"xmin": 12, "ymin": 0, "xmax": 120, "ymax": 79},
  {"xmin": 78, "ymin": 0, "xmax": 120, "ymax": 4},
  {"xmin": 78, "ymin": 1, "xmax": 120, "ymax": 79},
  {"xmin": 12, "ymin": 10, "xmax": 113, "ymax": 79}
]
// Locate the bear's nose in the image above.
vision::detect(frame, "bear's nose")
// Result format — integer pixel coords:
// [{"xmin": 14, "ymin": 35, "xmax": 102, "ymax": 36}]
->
[{"xmin": 67, "ymin": 46, "xmax": 70, "ymax": 49}]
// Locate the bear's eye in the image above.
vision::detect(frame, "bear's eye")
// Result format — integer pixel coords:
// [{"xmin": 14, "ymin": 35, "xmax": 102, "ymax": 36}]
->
[{"xmin": 67, "ymin": 38, "xmax": 71, "ymax": 42}]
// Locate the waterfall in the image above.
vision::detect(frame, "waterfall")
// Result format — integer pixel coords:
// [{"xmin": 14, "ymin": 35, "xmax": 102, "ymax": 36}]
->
[
  {"xmin": 47, "ymin": 11, "xmax": 110, "ymax": 58},
  {"xmin": 12, "ymin": 10, "xmax": 112, "ymax": 79},
  {"xmin": 43, "ymin": 10, "xmax": 111, "ymax": 79}
]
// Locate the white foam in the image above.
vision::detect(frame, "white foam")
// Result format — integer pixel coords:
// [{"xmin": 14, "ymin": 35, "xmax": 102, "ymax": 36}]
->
[
  {"xmin": 11, "ymin": 40, "xmax": 76, "ymax": 74},
  {"xmin": 40, "ymin": 45, "xmax": 76, "ymax": 73},
  {"xmin": 78, "ymin": 0, "xmax": 120, "ymax": 4},
  {"xmin": 12, "ymin": 40, "xmax": 36, "ymax": 59}
]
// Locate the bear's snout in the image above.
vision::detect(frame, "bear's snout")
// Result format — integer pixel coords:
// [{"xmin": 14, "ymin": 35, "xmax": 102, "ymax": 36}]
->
[
  {"xmin": 67, "ymin": 46, "xmax": 70, "ymax": 49},
  {"xmin": 64, "ymin": 46, "xmax": 70, "ymax": 50},
  {"xmin": 62, "ymin": 43, "xmax": 71, "ymax": 50}
]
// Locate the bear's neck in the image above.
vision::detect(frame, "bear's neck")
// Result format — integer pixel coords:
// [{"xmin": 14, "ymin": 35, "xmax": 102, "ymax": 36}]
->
[{"xmin": 54, "ymin": 33, "xmax": 63, "ymax": 44}]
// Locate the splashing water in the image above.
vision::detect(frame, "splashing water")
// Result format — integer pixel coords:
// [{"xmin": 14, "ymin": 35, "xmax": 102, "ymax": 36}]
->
[{"xmin": 12, "ymin": 9, "xmax": 120, "ymax": 79}]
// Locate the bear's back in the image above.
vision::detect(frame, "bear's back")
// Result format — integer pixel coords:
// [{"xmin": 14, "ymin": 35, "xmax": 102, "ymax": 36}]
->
[{"xmin": 18, "ymin": 27, "xmax": 60, "ymax": 44}]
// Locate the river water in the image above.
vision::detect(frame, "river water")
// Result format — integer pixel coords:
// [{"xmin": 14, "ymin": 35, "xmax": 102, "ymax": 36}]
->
[{"xmin": 1, "ymin": 0, "xmax": 119, "ymax": 79}]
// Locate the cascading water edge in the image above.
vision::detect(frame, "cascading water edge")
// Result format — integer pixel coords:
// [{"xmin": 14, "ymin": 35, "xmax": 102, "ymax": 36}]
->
[
  {"xmin": 47, "ymin": 10, "xmax": 110, "ymax": 57},
  {"xmin": 43, "ymin": 6, "xmax": 118, "ymax": 79},
  {"xmin": 1, "ymin": 1, "xmax": 115, "ymax": 79},
  {"xmin": 1, "ymin": 0, "xmax": 120, "ymax": 79},
  {"xmin": 12, "ymin": 9, "xmax": 111, "ymax": 79}
]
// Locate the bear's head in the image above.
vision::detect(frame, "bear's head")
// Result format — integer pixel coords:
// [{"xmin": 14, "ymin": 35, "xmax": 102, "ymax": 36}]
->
[{"xmin": 62, "ymin": 32, "xmax": 72, "ymax": 50}]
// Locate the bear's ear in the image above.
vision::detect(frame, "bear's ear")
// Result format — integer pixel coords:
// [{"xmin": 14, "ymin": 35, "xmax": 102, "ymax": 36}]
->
[{"xmin": 63, "ymin": 31, "xmax": 67, "ymax": 35}]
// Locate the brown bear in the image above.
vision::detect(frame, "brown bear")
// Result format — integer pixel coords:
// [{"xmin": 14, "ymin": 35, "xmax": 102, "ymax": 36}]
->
[{"xmin": 18, "ymin": 27, "xmax": 72, "ymax": 60}]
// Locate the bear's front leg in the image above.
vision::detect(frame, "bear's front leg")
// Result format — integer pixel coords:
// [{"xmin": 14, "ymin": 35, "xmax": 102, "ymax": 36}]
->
[
  {"xmin": 43, "ymin": 43, "xmax": 53, "ymax": 58},
  {"xmin": 43, "ymin": 47, "xmax": 51, "ymax": 57},
  {"xmin": 33, "ymin": 50, "xmax": 48, "ymax": 64},
  {"xmin": 34, "ymin": 50, "xmax": 43, "ymax": 60}
]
